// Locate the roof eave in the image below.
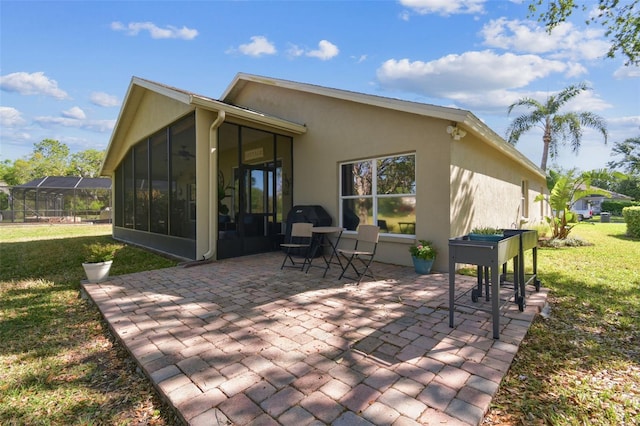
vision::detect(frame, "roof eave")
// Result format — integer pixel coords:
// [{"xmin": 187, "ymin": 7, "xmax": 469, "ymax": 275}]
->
[
  {"xmin": 224, "ymin": 73, "xmax": 545, "ymax": 179},
  {"xmin": 460, "ymin": 114, "xmax": 546, "ymax": 179},
  {"xmin": 189, "ymin": 95, "xmax": 307, "ymax": 134}
]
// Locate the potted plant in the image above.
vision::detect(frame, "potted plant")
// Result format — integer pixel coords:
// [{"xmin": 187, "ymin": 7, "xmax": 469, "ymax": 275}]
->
[
  {"xmin": 468, "ymin": 226, "xmax": 504, "ymax": 242},
  {"xmin": 409, "ymin": 240, "xmax": 437, "ymax": 274},
  {"xmin": 82, "ymin": 242, "xmax": 119, "ymax": 283}
]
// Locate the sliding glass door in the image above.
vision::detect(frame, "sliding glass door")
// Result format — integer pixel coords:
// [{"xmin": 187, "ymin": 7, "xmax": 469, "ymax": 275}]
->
[{"xmin": 217, "ymin": 123, "xmax": 292, "ymax": 259}]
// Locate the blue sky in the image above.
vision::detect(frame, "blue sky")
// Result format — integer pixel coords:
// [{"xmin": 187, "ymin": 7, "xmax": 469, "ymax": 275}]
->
[{"xmin": 1, "ymin": 0, "xmax": 638, "ymax": 172}]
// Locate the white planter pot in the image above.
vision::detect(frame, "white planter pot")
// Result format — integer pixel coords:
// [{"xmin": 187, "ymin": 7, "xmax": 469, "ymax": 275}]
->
[{"xmin": 82, "ymin": 260, "xmax": 113, "ymax": 283}]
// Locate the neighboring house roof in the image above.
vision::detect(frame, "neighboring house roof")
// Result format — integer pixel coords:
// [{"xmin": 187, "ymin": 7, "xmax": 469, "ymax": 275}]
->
[
  {"xmin": 577, "ymin": 184, "xmax": 633, "ymax": 200},
  {"xmin": 13, "ymin": 176, "xmax": 112, "ymax": 192},
  {"xmin": 222, "ymin": 73, "xmax": 546, "ymax": 179}
]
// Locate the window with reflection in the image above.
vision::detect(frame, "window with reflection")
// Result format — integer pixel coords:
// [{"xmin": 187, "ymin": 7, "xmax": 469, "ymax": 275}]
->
[{"xmin": 340, "ymin": 154, "xmax": 416, "ymax": 235}]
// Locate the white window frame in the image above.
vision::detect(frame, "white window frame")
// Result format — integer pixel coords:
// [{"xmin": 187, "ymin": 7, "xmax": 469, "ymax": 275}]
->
[{"xmin": 339, "ymin": 153, "xmax": 416, "ymax": 236}]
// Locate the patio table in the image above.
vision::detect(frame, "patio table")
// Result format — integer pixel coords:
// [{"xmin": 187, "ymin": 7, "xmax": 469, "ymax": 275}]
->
[{"xmin": 306, "ymin": 226, "xmax": 344, "ymax": 277}]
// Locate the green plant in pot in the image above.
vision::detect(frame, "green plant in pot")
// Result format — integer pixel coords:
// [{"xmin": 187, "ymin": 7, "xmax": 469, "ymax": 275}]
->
[
  {"xmin": 82, "ymin": 242, "xmax": 120, "ymax": 283},
  {"xmin": 409, "ymin": 240, "xmax": 437, "ymax": 274},
  {"xmin": 469, "ymin": 226, "xmax": 504, "ymax": 242}
]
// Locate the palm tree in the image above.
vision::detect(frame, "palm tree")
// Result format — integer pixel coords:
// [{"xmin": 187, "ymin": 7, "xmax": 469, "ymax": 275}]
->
[{"xmin": 506, "ymin": 82, "xmax": 608, "ymax": 171}]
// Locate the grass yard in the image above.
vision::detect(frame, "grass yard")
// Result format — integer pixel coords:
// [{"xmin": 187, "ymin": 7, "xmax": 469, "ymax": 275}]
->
[
  {"xmin": 0, "ymin": 224, "xmax": 179, "ymax": 425},
  {"xmin": 485, "ymin": 222, "xmax": 640, "ymax": 425},
  {"xmin": 1, "ymin": 222, "xmax": 638, "ymax": 425}
]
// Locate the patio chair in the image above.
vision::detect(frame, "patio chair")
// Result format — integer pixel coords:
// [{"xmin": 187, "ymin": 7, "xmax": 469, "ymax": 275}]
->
[
  {"xmin": 280, "ymin": 222, "xmax": 313, "ymax": 271},
  {"xmin": 338, "ymin": 224, "xmax": 380, "ymax": 284}
]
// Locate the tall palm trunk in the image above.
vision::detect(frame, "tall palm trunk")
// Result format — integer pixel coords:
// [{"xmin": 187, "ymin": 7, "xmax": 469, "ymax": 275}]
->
[{"xmin": 541, "ymin": 117, "xmax": 552, "ymax": 171}]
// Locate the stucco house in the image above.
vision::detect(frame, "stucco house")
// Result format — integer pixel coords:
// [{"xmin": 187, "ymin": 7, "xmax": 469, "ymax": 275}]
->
[
  {"xmin": 573, "ymin": 186, "xmax": 633, "ymax": 215},
  {"xmin": 101, "ymin": 73, "xmax": 549, "ymax": 272}
]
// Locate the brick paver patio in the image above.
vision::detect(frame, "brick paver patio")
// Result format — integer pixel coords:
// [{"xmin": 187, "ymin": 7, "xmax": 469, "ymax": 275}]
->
[{"xmin": 81, "ymin": 252, "xmax": 548, "ymax": 425}]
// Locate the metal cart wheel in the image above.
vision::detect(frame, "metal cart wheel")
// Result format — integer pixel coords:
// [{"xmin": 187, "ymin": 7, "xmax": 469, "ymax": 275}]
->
[
  {"xmin": 534, "ymin": 279, "xmax": 541, "ymax": 292},
  {"xmin": 517, "ymin": 296, "xmax": 525, "ymax": 311},
  {"xmin": 471, "ymin": 289, "xmax": 479, "ymax": 303}
]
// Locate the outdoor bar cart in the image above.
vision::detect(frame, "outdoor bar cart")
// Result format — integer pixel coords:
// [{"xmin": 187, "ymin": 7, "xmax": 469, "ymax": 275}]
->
[{"xmin": 448, "ymin": 233, "xmax": 521, "ymax": 339}]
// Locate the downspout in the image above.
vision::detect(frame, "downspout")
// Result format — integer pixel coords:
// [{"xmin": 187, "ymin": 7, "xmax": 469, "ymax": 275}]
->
[{"xmin": 202, "ymin": 110, "xmax": 226, "ymax": 260}]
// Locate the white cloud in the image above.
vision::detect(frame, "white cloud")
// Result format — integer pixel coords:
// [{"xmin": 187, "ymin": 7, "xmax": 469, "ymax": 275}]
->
[
  {"xmin": 0, "ymin": 107, "xmax": 26, "ymax": 127},
  {"xmin": 377, "ymin": 50, "xmax": 569, "ymax": 96},
  {"xmin": 306, "ymin": 40, "xmax": 339, "ymax": 60},
  {"xmin": 608, "ymin": 115, "xmax": 640, "ymax": 128},
  {"xmin": 605, "ymin": 116, "xmax": 640, "ymax": 145},
  {"xmin": 62, "ymin": 106, "xmax": 86, "ymax": 120},
  {"xmin": 374, "ymin": 51, "xmax": 601, "ymax": 113},
  {"xmin": 34, "ymin": 116, "xmax": 115, "ymax": 132},
  {"xmin": 286, "ymin": 40, "xmax": 339, "ymax": 60},
  {"xmin": 0, "ymin": 71, "xmax": 69, "ymax": 99},
  {"xmin": 352, "ymin": 54, "xmax": 368, "ymax": 63},
  {"xmin": 399, "ymin": 0, "xmax": 485, "ymax": 16},
  {"xmin": 613, "ymin": 65, "xmax": 640, "ymax": 79},
  {"xmin": 481, "ymin": 18, "xmax": 609, "ymax": 62},
  {"xmin": 565, "ymin": 62, "xmax": 588, "ymax": 78},
  {"xmin": 111, "ymin": 21, "xmax": 198, "ymax": 40},
  {"xmin": 286, "ymin": 43, "xmax": 304, "ymax": 58},
  {"xmin": 90, "ymin": 92, "xmax": 119, "ymax": 107},
  {"xmin": 238, "ymin": 36, "xmax": 277, "ymax": 57}
]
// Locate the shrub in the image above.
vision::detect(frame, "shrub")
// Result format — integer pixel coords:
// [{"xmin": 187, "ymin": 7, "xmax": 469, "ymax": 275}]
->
[
  {"xmin": 84, "ymin": 243, "xmax": 120, "ymax": 263},
  {"xmin": 622, "ymin": 206, "xmax": 640, "ymax": 238},
  {"xmin": 539, "ymin": 236, "xmax": 592, "ymax": 248},
  {"xmin": 529, "ymin": 222, "xmax": 551, "ymax": 239},
  {"xmin": 601, "ymin": 200, "xmax": 640, "ymax": 215}
]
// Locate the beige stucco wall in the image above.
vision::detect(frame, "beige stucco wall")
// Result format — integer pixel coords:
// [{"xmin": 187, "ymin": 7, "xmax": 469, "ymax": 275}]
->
[
  {"xmin": 229, "ymin": 81, "xmax": 548, "ymax": 272},
  {"xmin": 450, "ymin": 136, "xmax": 547, "ymax": 239},
  {"xmin": 109, "ymin": 90, "xmax": 194, "ymax": 170},
  {"xmin": 229, "ymin": 83, "xmax": 454, "ymax": 271}
]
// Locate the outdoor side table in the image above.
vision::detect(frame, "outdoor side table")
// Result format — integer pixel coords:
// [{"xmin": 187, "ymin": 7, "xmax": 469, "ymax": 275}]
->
[
  {"xmin": 448, "ymin": 234, "xmax": 521, "ymax": 339},
  {"xmin": 306, "ymin": 226, "xmax": 345, "ymax": 277}
]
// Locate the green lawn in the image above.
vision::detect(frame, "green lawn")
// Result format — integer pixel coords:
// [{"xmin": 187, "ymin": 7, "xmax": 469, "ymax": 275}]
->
[
  {"xmin": 485, "ymin": 222, "xmax": 640, "ymax": 425},
  {"xmin": 1, "ymin": 222, "xmax": 638, "ymax": 425},
  {"xmin": 0, "ymin": 224, "xmax": 179, "ymax": 425}
]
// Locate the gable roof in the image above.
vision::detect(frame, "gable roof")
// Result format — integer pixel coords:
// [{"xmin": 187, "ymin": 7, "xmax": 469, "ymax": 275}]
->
[
  {"xmin": 578, "ymin": 184, "xmax": 633, "ymax": 200},
  {"xmin": 102, "ymin": 77, "xmax": 307, "ymax": 175},
  {"xmin": 222, "ymin": 73, "xmax": 545, "ymax": 179}
]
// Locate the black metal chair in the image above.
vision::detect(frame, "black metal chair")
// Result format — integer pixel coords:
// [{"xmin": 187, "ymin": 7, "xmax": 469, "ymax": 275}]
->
[
  {"xmin": 338, "ymin": 224, "xmax": 380, "ymax": 284},
  {"xmin": 280, "ymin": 222, "xmax": 313, "ymax": 271}
]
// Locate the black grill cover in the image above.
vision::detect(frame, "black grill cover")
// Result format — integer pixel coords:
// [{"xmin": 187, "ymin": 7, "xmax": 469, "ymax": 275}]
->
[{"xmin": 284, "ymin": 205, "xmax": 332, "ymax": 256}]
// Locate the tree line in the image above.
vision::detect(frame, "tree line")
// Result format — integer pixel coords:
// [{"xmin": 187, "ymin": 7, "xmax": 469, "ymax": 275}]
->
[{"xmin": 0, "ymin": 139, "xmax": 105, "ymax": 186}]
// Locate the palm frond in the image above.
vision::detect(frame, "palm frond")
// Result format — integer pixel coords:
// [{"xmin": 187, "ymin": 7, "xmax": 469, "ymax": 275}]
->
[
  {"xmin": 506, "ymin": 114, "xmax": 537, "ymax": 144},
  {"xmin": 507, "ymin": 97, "xmax": 544, "ymax": 114},
  {"xmin": 579, "ymin": 112, "xmax": 608, "ymax": 143},
  {"xmin": 555, "ymin": 82, "xmax": 589, "ymax": 105}
]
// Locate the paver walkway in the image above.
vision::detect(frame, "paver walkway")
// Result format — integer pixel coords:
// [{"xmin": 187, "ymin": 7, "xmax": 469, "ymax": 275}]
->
[{"xmin": 81, "ymin": 252, "xmax": 548, "ymax": 425}]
